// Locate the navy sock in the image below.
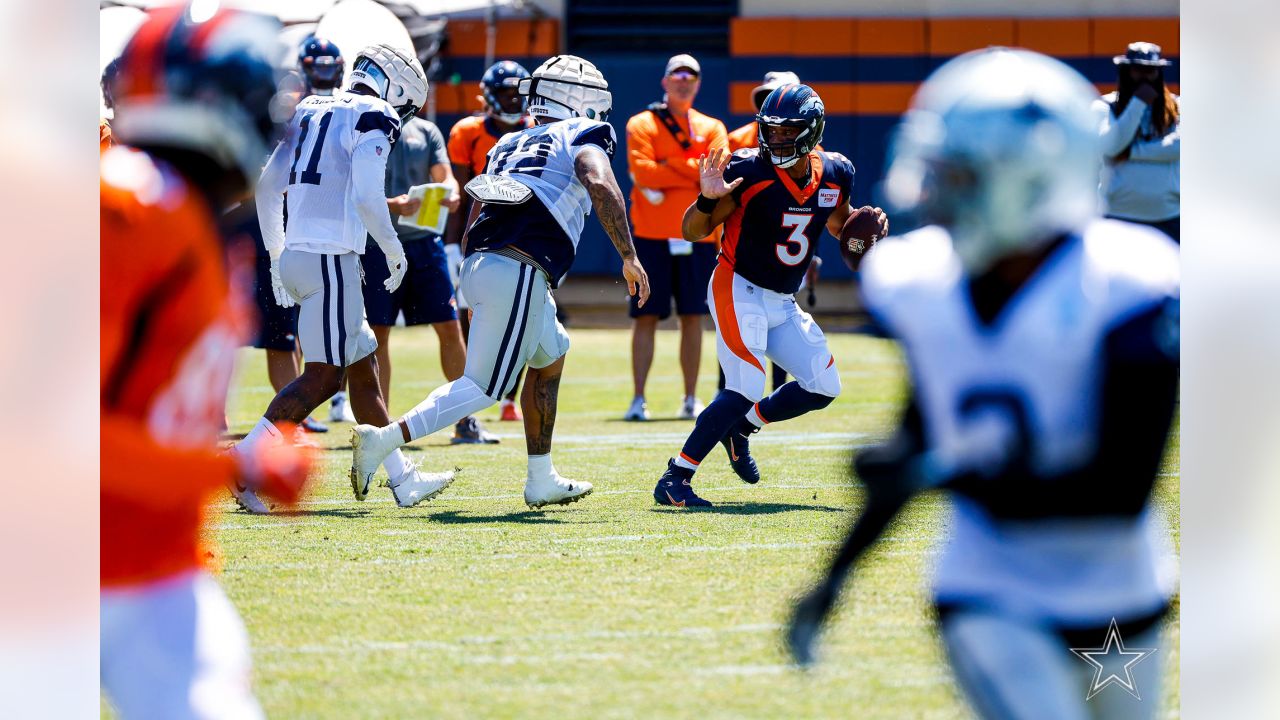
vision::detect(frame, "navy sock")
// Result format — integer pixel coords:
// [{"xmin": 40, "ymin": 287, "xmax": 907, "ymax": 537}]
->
[
  {"xmin": 754, "ymin": 382, "xmax": 834, "ymax": 425},
  {"xmin": 677, "ymin": 390, "xmax": 754, "ymax": 469}
]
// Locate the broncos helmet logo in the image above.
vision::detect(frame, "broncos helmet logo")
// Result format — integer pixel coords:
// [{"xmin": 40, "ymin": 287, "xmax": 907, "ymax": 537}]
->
[{"xmin": 800, "ymin": 96, "xmax": 824, "ymax": 116}]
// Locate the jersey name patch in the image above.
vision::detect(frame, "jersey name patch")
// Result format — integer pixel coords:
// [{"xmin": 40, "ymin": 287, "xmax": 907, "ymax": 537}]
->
[{"xmin": 818, "ymin": 188, "xmax": 839, "ymax": 207}]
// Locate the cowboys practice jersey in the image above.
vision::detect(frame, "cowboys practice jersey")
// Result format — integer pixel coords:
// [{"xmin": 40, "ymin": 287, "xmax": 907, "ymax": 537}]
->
[
  {"xmin": 259, "ymin": 91, "xmax": 401, "ymax": 255},
  {"xmin": 860, "ymin": 219, "xmax": 1180, "ymax": 626},
  {"xmin": 465, "ymin": 117, "xmax": 617, "ymax": 285}
]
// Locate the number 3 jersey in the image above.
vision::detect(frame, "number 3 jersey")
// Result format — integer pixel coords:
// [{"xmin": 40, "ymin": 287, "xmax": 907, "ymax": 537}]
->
[
  {"xmin": 257, "ymin": 91, "xmax": 402, "ymax": 256},
  {"xmin": 466, "ymin": 117, "xmax": 617, "ymax": 286},
  {"xmin": 720, "ymin": 148, "xmax": 855, "ymax": 294}
]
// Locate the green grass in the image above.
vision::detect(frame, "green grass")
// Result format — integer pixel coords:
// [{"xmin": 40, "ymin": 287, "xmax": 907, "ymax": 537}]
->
[{"xmin": 203, "ymin": 326, "xmax": 1178, "ymax": 719}]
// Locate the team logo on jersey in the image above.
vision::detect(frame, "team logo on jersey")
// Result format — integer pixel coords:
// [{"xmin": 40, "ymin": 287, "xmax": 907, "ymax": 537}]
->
[
  {"xmin": 818, "ymin": 189, "xmax": 839, "ymax": 207},
  {"xmin": 376, "ymin": 146, "xmax": 383, "ymax": 156},
  {"xmin": 1070, "ymin": 618, "xmax": 1158, "ymax": 700}
]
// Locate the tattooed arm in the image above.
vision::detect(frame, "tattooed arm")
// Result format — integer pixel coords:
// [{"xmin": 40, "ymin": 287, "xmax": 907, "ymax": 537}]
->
[{"xmin": 574, "ymin": 145, "xmax": 650, "ymax": 308}]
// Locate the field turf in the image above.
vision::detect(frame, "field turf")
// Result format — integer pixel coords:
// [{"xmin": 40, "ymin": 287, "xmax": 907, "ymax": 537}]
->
[{"xmin": 171, "ymin": 326, "xmax": 1177, "ymax": 718}]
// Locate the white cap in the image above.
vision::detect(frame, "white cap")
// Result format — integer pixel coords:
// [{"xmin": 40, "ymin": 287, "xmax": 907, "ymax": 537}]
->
[
  {"xmin": 752, "ymin": 71, "xmax": 801, "ymax": 109},
  {"xmin": 665, "ymin": 54, "xmax": 700, "ymax": 76}
]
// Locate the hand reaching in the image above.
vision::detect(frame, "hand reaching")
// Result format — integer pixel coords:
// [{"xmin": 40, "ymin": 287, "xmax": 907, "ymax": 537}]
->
[
  {"xmin": 698, "ymin": 147, "xmax": 744, "ymax": 199},
  {"xmin": 622, "ymin": 257, "xmax": 650, "ymax": 309}
]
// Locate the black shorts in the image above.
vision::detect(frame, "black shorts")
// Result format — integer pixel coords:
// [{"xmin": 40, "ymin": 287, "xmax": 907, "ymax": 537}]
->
[
  {"xmin": 628, "ymin": 237, "xmax": 718, "ymax": 320},
  {"xmin": 362, "ymin": 236, "xmax": 458, "ymax": 327},
  {"xmin": 251, "ymin": 237, "xmax": 300, "ymax": 352}
]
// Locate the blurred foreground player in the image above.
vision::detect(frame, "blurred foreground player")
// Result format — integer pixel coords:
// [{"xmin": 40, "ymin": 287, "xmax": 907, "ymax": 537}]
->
[
  {"xmin": 655, "ymin": 84, "xmax": 885, "ymax": 507},
  {"xmin": 235, "ymin": 43, "xmax": 453, "ymax": 512},
  {"xmin": 788, "ymin": 49, "xmax": 1179, "ymax": 720},
  {"xmin": 101, "ymin": 5, "xmax": 312, "ymax": 717},
  {"xmin": 353, "ymin": 55, "xmax": 650, "ymax": 508}
]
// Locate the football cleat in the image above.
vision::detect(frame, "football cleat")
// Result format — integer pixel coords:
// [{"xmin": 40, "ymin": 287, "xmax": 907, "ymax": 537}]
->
[
  {"xmin": 720, "ymin": 419, "xmax": 761, "ymax": 484},
  {"xmin": 301, "ymin": 416, "xmax": 329, "ymax": 433},
  {"xmin": 623, "ymin": 396, "xmax": 649, "ymax": 422},
  {"xmin": 231, "ymin": 482, "xmax": 271, "ymax": 515},
  {"xmin": 524, "ymin": 474, "xmax": 593, "ymax": 509},
  {"xmin": 499, "ymin": 399, "xmax": 522, "ymax": 422},
  {"xmin": 451, "ymin": 416, "xmax": 500, "ymax": 444},
  {"xmin": 390, "ymin": 466, "xmax": 456, "ymax": 508},
  {"xmin": 350, "ymin": 424, "xmax": 400, "ymax": 500},
  {"xmin": 329, "ymin": 392, "xmax": 356, "ymax": 423},
  {"xmin": 653, "ymin": 459, "xmax": 713, "ymax": 508},
  {"xmin": 678, "ymin": 396, "xmax": 705, "ymax": 420}
]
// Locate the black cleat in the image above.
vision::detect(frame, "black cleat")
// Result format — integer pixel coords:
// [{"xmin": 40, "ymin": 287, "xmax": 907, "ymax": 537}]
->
[
  {"xmin": 720, "ymin": 420, "xmax": 761, "ymax": 484},
  {"xmin": 653, "ymin": 459, "xmax": 713, "ymax": 507}
]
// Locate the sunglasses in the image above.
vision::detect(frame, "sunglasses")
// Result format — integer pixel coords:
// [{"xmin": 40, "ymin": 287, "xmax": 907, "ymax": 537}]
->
[{"xmin": 667, "ymin": 70, "xmax": 698, "ymax": 80}]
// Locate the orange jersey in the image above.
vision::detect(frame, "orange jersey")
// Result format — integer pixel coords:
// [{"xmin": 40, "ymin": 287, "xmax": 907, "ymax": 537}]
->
[
  {"xmin": 100, "ymin": 118, "xmax": 113, "ymax": 153},
  {"xmin": 447, "ymin": 114, "xmax": 533, "ymax": 178},
  {"xmin": 625, "ymin": 107, "xmax": 728, "ymax": 241},
  {"xmin": 101, "ymin": 147, "xmax": 251, "ymax": 587}
]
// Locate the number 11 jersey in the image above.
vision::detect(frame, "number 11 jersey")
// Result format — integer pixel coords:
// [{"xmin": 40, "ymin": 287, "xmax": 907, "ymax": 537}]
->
[
  {"xmin": 274, "ymin": 92, "xmax": 401, "ymax": 254},
  {"xmin": 720, "ymin": 148, "xmax": 855, "ymax": 294}
]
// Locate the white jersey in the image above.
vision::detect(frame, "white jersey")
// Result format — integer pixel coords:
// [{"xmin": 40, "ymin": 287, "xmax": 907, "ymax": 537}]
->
[
  {"xmin": 257, "ymin": 91, "xmax": 402, "ymax": 256},
  {"xmin": 486, "ymin": 117, "xmax": 616, "ymax": 248},
  {"xmin": 860, "ymin": 219, "xmax": 1180, "ymax": 626}
]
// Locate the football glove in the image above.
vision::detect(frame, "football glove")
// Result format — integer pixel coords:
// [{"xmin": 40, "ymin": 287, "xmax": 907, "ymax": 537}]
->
[
  {"xmin": 383, "ymin": 248, "xmax": 407, "ymax": 293},
  {"xmin": 269, "ymin": 256, "xmax": 295, "ymax": 308},
  {"xmin": 443, "ymin": 242, "xmax": 463, "ymax": 287}
]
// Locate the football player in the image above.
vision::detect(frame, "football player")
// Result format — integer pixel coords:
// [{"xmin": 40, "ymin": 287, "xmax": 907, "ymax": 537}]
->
[
  {"xmin": 352, "ymin": 55, "xmax": 650, "ymax": 509},
  {"xmin": 298, "ymin": 35, "xmax": 344, "ymax": 97},
  {"xmin": 445, "ymin": 60, "xmax": 535, "ymax": 422},
  {"xmin": 101, "ymin": 5, "xmax": 311, "ymax": 717},
  {"xmin": 654, "ymin": 84, "xmax": 886, "ymax": 507},
  {"xmin": 233, "ymin": 43, "xmax": 453, "ymax": 512},
  {"xmin": 788, "ymin": 49, "xmax": 1179, "ymax": 720}
]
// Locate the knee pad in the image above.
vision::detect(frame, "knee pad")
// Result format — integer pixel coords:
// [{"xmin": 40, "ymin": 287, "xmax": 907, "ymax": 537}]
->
[{"xmin": 801, "ymin": 360, "xmax": 842, "ymax": 399}]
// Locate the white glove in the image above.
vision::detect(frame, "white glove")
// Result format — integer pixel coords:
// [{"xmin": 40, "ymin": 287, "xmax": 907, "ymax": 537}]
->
[
  {"xmin": 269, "ymin": 256, "xmax": 295, "ymax": 308},
  {"xmin": 443, "ymin": 242, "xmax": 463, "ymax": 287},
  {"xmin": 383, "ymin": 248, "xmax": 407, "ymax": 293}
]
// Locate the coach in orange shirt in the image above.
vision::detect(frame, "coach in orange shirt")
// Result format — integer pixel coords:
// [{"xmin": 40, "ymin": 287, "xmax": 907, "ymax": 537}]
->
[{"xmin": 624, "ymin": 54, "xmax": 728, "ymax": 421}]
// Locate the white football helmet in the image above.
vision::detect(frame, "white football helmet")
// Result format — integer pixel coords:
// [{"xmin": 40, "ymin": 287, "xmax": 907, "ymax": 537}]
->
[
  {"xmin": 884, "ymin": 47, "xmax": 1102, "ymax": 273},
  {"xmin": 518, "ymin": 55, "xmax": 611, "ymax": 122},
  {"xmin": 348, "ymin": 43, "xmax": 427, "ymax": 121}
]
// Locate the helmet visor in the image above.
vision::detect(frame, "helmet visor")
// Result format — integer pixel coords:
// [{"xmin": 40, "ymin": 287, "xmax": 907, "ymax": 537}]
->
[{"xmin": 351, "ymin": 57, "xmax": 389, "ymax": 98}]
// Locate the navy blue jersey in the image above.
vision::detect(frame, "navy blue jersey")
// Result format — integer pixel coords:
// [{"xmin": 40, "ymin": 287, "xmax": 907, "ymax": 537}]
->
[{"xmin": 721, "ymin": 149, "xmax": 855, "ymax": 293}]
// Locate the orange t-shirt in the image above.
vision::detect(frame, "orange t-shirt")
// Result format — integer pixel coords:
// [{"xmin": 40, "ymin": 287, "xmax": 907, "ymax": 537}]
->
[
  {"xmin": 447, "ymin": 114, "xmax": 533, "ymax": 178},
  {"xmin": 625, "ymin": 106, "xmax": 727, "ymax": 241},
  {"xmin": 101, "ymin": 147, "xmax": 251, "ymax": 587}
]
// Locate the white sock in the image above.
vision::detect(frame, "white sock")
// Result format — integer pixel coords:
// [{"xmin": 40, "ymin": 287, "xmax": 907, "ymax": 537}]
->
[
  {"xmin": 402, "ymin": 376, "xmax": 495, "ymax": 441},
  {"xmin": 745, "ymin": 404, "xmax": 767, "ymax": 429},
  {"xmin": 527, "ymin": 453, "xmax": 555, "ymax": 482},
  {"xmin": 384, "ymin": 449, "xmax": 413, "ymax": 484},
  {"xmin": 331, "ymin": 391, "xmax": 347, "ymax": 406},
  {"xmin": 235, "ymin": 418, "xmax": 283, "ymax": 456},
  {"xmin": 673, "ymin": 454, "xmax": 699, "ymax": 472}
]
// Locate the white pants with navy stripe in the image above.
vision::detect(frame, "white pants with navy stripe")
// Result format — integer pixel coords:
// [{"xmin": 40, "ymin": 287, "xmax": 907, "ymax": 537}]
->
[
  {"xmin": 101, "ymin": 572, "xmax": 263, "ymax": 720},
  {"xmin": 941, "ymin": 610, "xmax": 1164, "ymax": 720},
  {"xmin": 460, "ymin": 252, "xmax": 569, "ymax": 399},
  {"xmin": 280, "ymin": 249, "xmax": 376, "ymax": 367}
]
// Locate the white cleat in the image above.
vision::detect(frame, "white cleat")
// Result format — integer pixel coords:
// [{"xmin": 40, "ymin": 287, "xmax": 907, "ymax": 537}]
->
[
  {"xmin": 329, "ymin": 392, "xmax": 357, "ymax": 423},
  {"xmin": 524, "ymin": 473, "xmax": 593, "ymax": 509},
  {"xmin": 677, "ymin": 396, "xmax": 705, "ymax": 420},
  {"xmin": 231, "ymin": 482, "xmax": 270, "ymax": 514},
  {"xmin": 623, "ymin": 396, "xmax": 649, "ymax": 422},
  {"xmin": 390, "ymin": 467, "xmax": 457, "ymax": 508},
  {"xmin": 350, "ymin": 424, "xmax": 400, "ymax": 501}
]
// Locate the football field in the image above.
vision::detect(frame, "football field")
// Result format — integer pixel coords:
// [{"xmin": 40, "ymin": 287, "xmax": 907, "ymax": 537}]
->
[{"xmin": 204, "ymin": 326, "xmax": 1179, "ymax": 719}]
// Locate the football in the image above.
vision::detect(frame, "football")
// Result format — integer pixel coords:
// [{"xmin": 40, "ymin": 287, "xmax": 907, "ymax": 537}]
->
[{"xmin": 838, "ymin": 206, "xmax": 888, "ymax": 271}]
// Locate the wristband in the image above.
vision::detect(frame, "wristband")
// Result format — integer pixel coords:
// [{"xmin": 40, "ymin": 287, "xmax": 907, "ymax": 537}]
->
[{"xmin": 695, "ymin": 194, "xmax": 718, "ymax": 214}]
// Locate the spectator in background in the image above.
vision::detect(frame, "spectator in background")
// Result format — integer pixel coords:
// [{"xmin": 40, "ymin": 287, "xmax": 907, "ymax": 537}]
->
[
  {"xmin": 447, "ymin": 60, "xmax": 535, "ymax": 423},
  {"xmin": 1096, "ymin": 42, "xmax": 1180, "ymax": 242},
  {"xmin": 99, "ymin": 56, "xmax": 121, "ymax": 151},
  {"xmin": 727, "ymin": 70, "xmax": 799, "ymax": 151},
  {"xmin": 363, "ymin": 107, "xmax": 500, "ymax": 445},
  {"xmin": 625, "ymin": 54, "xmax": 728, "ymax": 421}
]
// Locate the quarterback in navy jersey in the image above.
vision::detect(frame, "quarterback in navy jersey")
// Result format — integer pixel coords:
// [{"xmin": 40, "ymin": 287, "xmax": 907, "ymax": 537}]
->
[
  {"xmin": 654, "ymin": 84, "xmax": 887, "ymax": 507},
  {"xmin": 718, "ymin": 143, "xmax": 855, "ymax": 294}
]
